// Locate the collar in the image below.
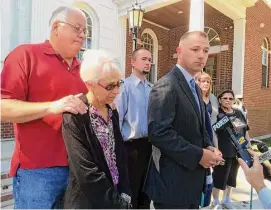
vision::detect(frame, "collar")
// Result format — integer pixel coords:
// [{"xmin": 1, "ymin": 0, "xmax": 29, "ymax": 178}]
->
[
  {"xmin": 89, "ymin": 104, "xmax": 113, "ymax": 119},
  {"xmin": 42, "ymin": 40, "xmax": 80, "ymax": 68},
  {"xmin": 176, "ymin": 64, "xmax": 195, "ymax": 85},
  {"xmin": 42, "ymin": 40, "xmax": 57, "ymax": 55},
  {"xmin": 129, "ymin": 73, "xmax": 147, "ymax": 87}
]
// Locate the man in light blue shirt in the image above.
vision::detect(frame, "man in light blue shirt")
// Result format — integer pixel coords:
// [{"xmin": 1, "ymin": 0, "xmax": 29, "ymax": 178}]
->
[
  {"xmin": 238, "ymin": 150, "xmax": 271, "ymax": 209},
  {"xmin": 115, "ymin": 48, "xmax": 152, "ymax": 209}
]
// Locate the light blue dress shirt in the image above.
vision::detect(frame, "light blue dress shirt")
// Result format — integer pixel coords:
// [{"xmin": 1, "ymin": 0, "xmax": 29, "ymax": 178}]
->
[
  {"xmin": 258, "ymin": 187, "xmax": 271, "ymax": 209},
  {"xmin": 115, "ymin": 74, "xmax": 152, "ymax": 141},
  {"xmin": 176, "ymin": 64, "xmax": 201, "ymax": 113}
]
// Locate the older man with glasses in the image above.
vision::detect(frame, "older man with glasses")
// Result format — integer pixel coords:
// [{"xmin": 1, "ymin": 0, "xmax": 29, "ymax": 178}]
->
[{"xmin": 1, "ymin": 6, "xmax": 89, "ymax": 209}]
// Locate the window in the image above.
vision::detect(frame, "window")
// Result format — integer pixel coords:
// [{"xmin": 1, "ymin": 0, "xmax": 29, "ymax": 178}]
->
[
  {"xmin": 72, "ymin": 2, "xmax": 100, "ymax": 61},
  {"xmin": 261, "ymin": 38, "xmax": 269, "ymax": 88},
  {"xmin": 141, "ymin": 29, "xmax": 158, "ymax": 83},
  {"xmin": 77, "ymin": 10, "xmax": 92, "ymax": 61},
  {"xmin": 204, "ymin": 27, "xmax": 220, "ymax": 95},
  {"xmin": 204, "ymin": 56, "xmax": 218, "ymax": 96},
  {"xmin": 204, "ymin": 27, "xmax": 221, "ymax": 47}
]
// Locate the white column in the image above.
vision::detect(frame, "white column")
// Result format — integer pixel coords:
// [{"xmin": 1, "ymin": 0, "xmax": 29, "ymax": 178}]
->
[
  {"xmin": 232, "ymin": 18, "xmax": 246, "ymax": 97},
  {"xmin": 17, "ymin": 0, "xmax": 32, "ymax": 44},
  {"xmin": 31, "ymin": 0, "xmax": 50, "ymax": 43},
  {"xmin": 116, "ymin": 16, "xmax": 127, "ymax": 75},
  {"xmin": 189, "ymin": 0, "xmax": 204, "ymax": 31},
  {"xmin": 1, "ymin": 0, "xmax": 18, "ymax": 64}
]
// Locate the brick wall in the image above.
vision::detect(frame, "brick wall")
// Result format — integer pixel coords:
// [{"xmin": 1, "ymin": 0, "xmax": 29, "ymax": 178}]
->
[
  {"xmin": 125, "ymin": 11, "xmax": 234, "ymax": 96},
  {"xmin": 244, "ymin": 0, "xmax": 271, "ymax": 136},
  {"xmin": 206, "ymin": 15, "xmax": 234, "ymax": 95},
  {"xmin": 1, "ymin": 122, "xmax": 14, "ymax": 140}
]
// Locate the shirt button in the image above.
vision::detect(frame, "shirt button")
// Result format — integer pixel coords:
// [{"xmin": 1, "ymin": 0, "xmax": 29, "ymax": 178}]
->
[
  {"xmin": 62, "ymin": 60, "xmax": 65, "ymax": 63},
  {"xmin": 67, "ymin": 67, "xmax": 70, "ymax": 70}
]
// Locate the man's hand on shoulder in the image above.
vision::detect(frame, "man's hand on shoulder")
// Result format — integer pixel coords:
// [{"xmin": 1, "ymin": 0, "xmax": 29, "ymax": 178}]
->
[{"xmin": 49, "ymin": 93, "xmax": 88, "ymax": 115}]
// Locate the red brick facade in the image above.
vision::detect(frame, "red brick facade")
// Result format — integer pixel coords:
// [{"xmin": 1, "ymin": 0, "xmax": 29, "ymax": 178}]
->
[
  {"xmin": 1, "ymin": 122, "xmax": 14, "ymax": 139},
  {"xmin": 244, "ymin": 0, "xmax": 271, "ymax": 137}
]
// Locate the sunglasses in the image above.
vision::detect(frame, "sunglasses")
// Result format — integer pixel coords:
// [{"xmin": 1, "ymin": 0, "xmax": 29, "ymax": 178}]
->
[
  {"xmin": 221, "ymin": 97, "xmax": 234, "ymax": 101},
  {"xmin": 98, "ymin": 80, "xmax": 124, "ymax": 91}
]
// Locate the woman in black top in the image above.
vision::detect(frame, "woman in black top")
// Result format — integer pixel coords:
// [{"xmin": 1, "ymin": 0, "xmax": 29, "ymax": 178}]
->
[
  {"xmin": 212, "ymin": 90, "xmax": 250, "ymax": 209},
  {"xmin": 62, "ymin": 49, "xmax": 131, "ymax": 209}
]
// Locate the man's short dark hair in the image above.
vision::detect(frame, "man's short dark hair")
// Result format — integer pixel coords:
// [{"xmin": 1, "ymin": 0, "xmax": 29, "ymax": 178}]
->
[{"xmin": 132, "ymin": 48, "xmax": 151, "ymax": 60}]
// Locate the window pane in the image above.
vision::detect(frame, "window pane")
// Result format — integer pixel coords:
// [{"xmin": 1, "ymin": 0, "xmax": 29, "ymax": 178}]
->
[
  {"xmin": 88, "ymin": 25, "xmax": 92, "ymax": 36},
  {"xmin": 205, "ymin": 27, "xmax": 221, "ymax": 47},
  {"xmin": 262, "ymin": 65, "xmax": 267, "ymax": 87},
  {"xmin": 87, "ymin": 38, "xmax": 92, "ymax": 49},
  {"xmin": 262, "ymin": 50, "xmax": 267, "ymax": 65},
  {"xmin": 87, "ymin": 16, "xmax": 92, "ymax": 26},
  {"xmin": 77, "ymin": 49, "xmax": 85, "ymax": 61},
  {"xmin": 147, "ymin": 64, "xmax": 155, "ymax": 84},
  {"xmin": 141, "ymin": 32, "xmax": 155, "ymax": 83}
]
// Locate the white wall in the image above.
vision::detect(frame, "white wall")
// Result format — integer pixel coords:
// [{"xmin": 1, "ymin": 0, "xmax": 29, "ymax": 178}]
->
[
  {"xmin": 1, "ymin": 0, "xmax": 32, "ymax": 65},
  {"xmin": 1, "ymin": 0, "xmax": 122, "ymax": 64}
]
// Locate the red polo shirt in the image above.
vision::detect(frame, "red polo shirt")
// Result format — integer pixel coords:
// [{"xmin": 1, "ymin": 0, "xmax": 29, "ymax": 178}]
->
[{"xmin": 1, "ymin": 40, "xmax": 88, "ymax": 176}]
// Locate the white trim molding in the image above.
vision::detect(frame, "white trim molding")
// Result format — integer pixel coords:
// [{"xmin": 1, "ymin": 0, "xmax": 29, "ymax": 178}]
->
[
  {"xmin": 254, "ymin": 134, "xmax": 271, "ymax": 140},
  {"xmin": 116, "ymin": 16, "xmax": 127, "ymax": 75},
  {"xmin": 114, "ymin": 0, "xmax": 180, "ymax": 17},
  {"xmin": 143, "ymin": 19, "xmax": 170, "ymax": 31}
]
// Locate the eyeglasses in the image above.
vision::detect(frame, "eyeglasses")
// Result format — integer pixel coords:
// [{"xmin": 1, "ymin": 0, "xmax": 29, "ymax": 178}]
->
[
  {"xmin": 98, "ymin": 80, "xmax": 124, "ymax": 91},
  {"xmin": 58, "ymin": 21, "xmax": 88, "ymax": 36},
  {"xmin": 221, "ymin": 97, "xmax": 234, "ymax": 101}
]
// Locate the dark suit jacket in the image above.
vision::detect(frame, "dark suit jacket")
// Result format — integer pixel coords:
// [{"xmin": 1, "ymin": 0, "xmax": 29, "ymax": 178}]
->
[
  {"xmin": 62, "ymin": 95, "xmax": 131, "ymax": 209},
  {"xmin": 145, "ymin": 66, "xmax": 212, "ymax": 206}
]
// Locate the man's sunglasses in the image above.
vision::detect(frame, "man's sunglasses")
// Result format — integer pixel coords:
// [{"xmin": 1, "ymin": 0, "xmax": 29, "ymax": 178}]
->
[
  {"xmin": 221, "ymin": 97, "xmax": 234, "ymax": 101},
  {"xmin": 98, "ymin": 80, "xmax": 124, "ymax": 91}
]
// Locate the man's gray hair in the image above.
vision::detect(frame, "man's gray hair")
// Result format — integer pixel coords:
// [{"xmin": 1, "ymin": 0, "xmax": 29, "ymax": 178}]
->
[
  {"xmin": 49, "ymin": 6, "xmax": 82, "ymax": 29},
  {"xmin": 80, "ymin": 49, "xmax": 123, "ymax": 83}
]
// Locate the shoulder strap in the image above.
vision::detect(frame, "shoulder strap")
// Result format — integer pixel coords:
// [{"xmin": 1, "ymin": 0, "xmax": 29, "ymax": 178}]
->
[{"xmin": 233, "ymin": 108, "xmax": 247, "ymax": 123}]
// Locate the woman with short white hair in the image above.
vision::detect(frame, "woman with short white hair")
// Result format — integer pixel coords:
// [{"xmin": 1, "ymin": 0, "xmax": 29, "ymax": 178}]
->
[{"xmin": 62, "ymin": 49, "xmax": 131, "ymax": 209}]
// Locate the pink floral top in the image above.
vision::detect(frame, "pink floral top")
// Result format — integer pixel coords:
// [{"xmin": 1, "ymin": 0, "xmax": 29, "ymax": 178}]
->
[{"xmin": 89, "ymin": 105, "xmax": 119, "ymax": 186}]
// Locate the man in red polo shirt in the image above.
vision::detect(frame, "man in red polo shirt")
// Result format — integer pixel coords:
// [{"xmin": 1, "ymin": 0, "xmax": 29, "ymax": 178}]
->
[{"xmin": 1, "ymin": 6, "xmax": 89, "ymax": 209}]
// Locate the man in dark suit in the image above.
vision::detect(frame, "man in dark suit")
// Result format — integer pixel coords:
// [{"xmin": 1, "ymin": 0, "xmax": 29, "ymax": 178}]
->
[{"xmin": 145, "ymin": 31, "xmax": 224, "ymax": 209}]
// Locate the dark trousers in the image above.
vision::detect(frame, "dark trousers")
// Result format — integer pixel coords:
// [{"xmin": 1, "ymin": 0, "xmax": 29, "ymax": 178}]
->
[
  {"xmin": 125, "ymin": 138, "xmax": 152, "ymax": 209},
  {"xmin": 154, "ymin": 202, "xmax": 199, "ymax": 209}
]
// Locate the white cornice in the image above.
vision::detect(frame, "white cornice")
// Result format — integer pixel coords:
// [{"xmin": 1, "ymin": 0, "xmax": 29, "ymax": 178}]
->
[
  {"xmin": 205, "ymin": 0, "xmax": 246, "ymax": 19},
  {"xmin": 114, "ymin": 0, "xmax": 181, "ymax": 17},
  {"xmin": 143, "ymin": 19, "xmax": 170, "ymax": 30}
]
